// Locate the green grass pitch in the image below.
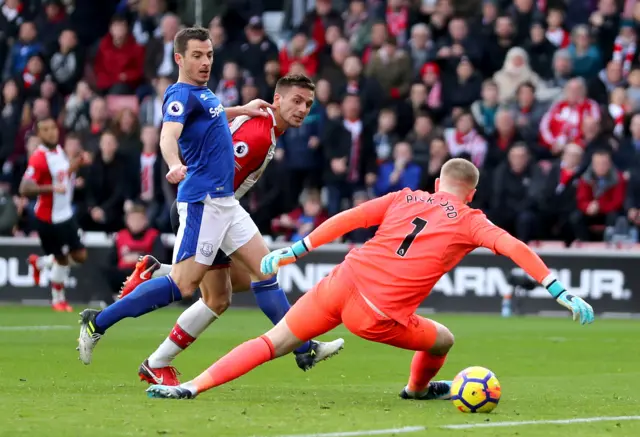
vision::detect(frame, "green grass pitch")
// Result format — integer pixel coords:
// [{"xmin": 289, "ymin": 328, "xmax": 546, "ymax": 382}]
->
[{"xmin": 1, "ymin": 306, "xmax": 639, "ymax": 437}]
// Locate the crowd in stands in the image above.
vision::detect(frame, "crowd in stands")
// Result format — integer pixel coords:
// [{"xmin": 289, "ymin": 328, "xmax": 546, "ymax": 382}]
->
[{"xmin": 2, "ymin": 0, "xmax": 640, "ymax": 247}]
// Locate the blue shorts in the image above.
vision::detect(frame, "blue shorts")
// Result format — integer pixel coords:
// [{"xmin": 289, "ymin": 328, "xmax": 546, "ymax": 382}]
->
[{"xmin": 171, "ymin": 198, "xmax": 252, "ymax": 268}]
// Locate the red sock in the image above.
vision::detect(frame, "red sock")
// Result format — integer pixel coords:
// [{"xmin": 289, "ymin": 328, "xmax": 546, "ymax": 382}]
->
[
  {"xmin": 190, "ymin": 335, "xmax": 275, "ymax": 393},
  {"xmin": 407, "ymin": 351, "xmax": 447, "ymax": 393},
  {"xmin": 169, "ymin": 324, "xmax": 196, "ymax": 349}
]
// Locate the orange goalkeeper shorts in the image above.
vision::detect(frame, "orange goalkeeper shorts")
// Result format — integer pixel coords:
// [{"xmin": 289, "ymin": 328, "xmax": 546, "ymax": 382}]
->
[{"xmin": 285, "ymin": 264, "xmax": 438, "ymax": 352}]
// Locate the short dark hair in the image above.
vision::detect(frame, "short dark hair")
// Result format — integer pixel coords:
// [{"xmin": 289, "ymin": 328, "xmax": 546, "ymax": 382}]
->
[
  {"xmin": 275, "ymin": 74, "xmax": 315, "ymax": 93},
  {"xmin": 174, "ymin": 27, "xmax": 211, "ymax": 55},
  {"xmin": 35, "ymin": 116, "xmax": 56, "ymax": 133}
]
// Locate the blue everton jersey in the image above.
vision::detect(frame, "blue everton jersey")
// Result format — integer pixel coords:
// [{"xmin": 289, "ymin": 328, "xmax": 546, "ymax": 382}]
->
[{"xmin": 162, "ymin": 83, "xmax": 235, "ymax": 202}]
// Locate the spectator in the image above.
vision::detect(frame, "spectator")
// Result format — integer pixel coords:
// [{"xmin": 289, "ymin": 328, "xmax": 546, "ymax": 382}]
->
[
  {"xmin": 130, "ymin": 0, "xmax": 164, "ymax": 45},
  {"xmin": 64, "ymin": 133, "xmax": 89, "ymax": 211},
  {"xmin": 80, "ymin": 96, "xmax": 110, "ymax": 154},
  {"xmin": 344, "ymin": 190, "xmax": 376, "ymax": 242},
  {"xmin": 442, "ymin": 56, "xmax": 482, "ymax": 112},
  {"xmin": 133, "ymin": 125, "xmax": 164, "ymax": 226},
  {"xmin": 0, "ymin": 79, "xmax": 22, "ymax": 170},
  {"xmin": 627, "ymin": 68, "xmax": 640, "ymax": 110},
  {"xmin": 545, "ymin": 7, "xmax": 570, "ymax": 49},
  {"xmin": 546, "ymin": 48, "xmax": 574, "ymax": 91},
  {"xmin": 493, "ymin": 47, "xmax": 544, "ymax": 104},
  {"xmin": 434, "ymin": 17, "xmax": 483, "ymax": 73},
  {"xmin": 277, "ymin": 100, "xmax": 324, "ymax": 211},
  {"xmin": 396, "ymin": 82, "xmax": 428, "ymax": 138},
  {"xmin": 105, "ymin": 204, "xmax": 163, "ymax": 297},
  {"xmin": 10, "ymin": 97, "xmax": 52, "ymax": 169},
  {"xmin": 505, "ymin": 81, "xmax": 548, "ymax": 150},
  {"xmin": 343, "ymin": 0, "xmax": 370, "ymax": 53},
  {"xmin": 36, "ymin": 0, "xmax": 69, "ymax": 55},
  {"xmin": 608, "ymin": 87, "xmax": 629, "ymax": 139},
  {"xmin": 418, "ymin": 61, "xmax": 444, "ymax": 121},
  {"xmin": 374, "ymin": 141, "xmax": 421, "ymax": 196},
  {"xmin": 302, "ymin": 0, "xmax": 342, "ymax": 50},
  {"xmin": 208, "ymin": 21, "xmax": 236, "ymax": 82},
  {"xmin": 238, "ymin": 16, "xmax": 279, "ymax": 80},
  {"xmin": 318, "ymin": 37, "xmax": 351, "ymax": 85},
  {"xmin": 508, "ymin": 0, "xmax": 542, "ymax": 45},
  {"xmin": 581, "ymin": 114, "xmax": 618, "ymax": 159},
  {"xmin": 213, "ymin": 61, "xmax": 242, "ymax": 107},
  {"xmin": 568, "ymin": 25, "xmax": 602, "ymax": 80},
  {"xmin": 139, "ymin": 76, "xmax": 171, "ymax": 128},
  {"xmin": 279, "ymin": 29, "xmax": 319, "ymax": 77},
  {"xmin": 526, "ymin": 20, "xmax": 556, "ymax": 81},
  {"xmin": 534, "ymin": 143, "xmax": 584, "ymax": 245},
  {"xmin": 443, "ymin": 111, "xmax": 488, "ymax": 168},
  {"xmin": 39, "ymin": 75, "xmax": 64, "ymax": 120},
  {"xmin": 272, "ymin": 188, "xmax": 328, "ymax": 242},
  {"xmin": 486, "ymin": 109, "xmax": 524, "ymax": 170},
  {"xmin": 365, "ymin": 35, "xmax": 412, "ymax": 102},
  {"xmin": 334, "ymin": 55, "xmax": 383, "ymax": 125},
  {"xmin": 406, "ymin": 113, "xmax": 437, "ymax": 167},
  {"xmin": 144, "ymin": 13, "xmax": 180, "ymax": 82},
  {"xmin": 406, "ymin": 23, "xmax": 434, "ymax": 76},
  {"xmin": 489, "ymin": 142, "xmax": 539, "ymax": 242},
  {"xmin": 539, "ymin": 78, "xmax": 601, "ymax": 156},
  {"xmin": 49, "ymin": 28, "xmax": 84, "ymax": 96},
  {"xmin": 611, "ymin": 21, "xmax": 636, "ymax": 78},
  {"xmin": 361, "ymin": 21, "xmax": 387, "ymax": 65},
  {"xmin": 64, "ymin": 80, "xmax": 94, "ymax": 133},
  {"xmin": 589, "ymin": 60, "xmax": 625, "ymax": 105},
  {"xmin": 94, "ymin": 15, "xmax": 145, "ymax": 94},
  {"xmin": 470, "ymin": 79, "xmax": 499, "ymax": 136},
  {"xmin": 572, "ymin": 149, "xmax": 626, "ymax": 241},
  {"xmin": 83, "ymin": 131, "xmax": 127, "ymax": 232},
  {"xmin": 0, "ymin": 185, "xmax": 19, "ymax": 235},
  {"xmin": 590, "ymin": 0, "xmax": 621, "ymax": 63},
  {"xmin": 484, "ymin": 15, "xmax": 516, "ymax": 77},
  {"xmin": 5, "ymin": 21, "xmax": 41, "ymax": 79},
  {"xmin": 616, "ymin": 113, "xmax": 640, "ymax": 170},
  {"xmin": 372, "ymin": 108, "xmax": 399, "ymax": 163},
  {"xmin": 1, "ymin": 0, "xmax": 24, "ymax": 41},
  {"xmin": 112, "ymin": 108, "xmax": 141, "ymax": 157},
  {"xmin": 15, "ymin": 53, "xmax": 45, "ymax": 99},
  {"xmin": 385, "ymin": 0, "xmax": 411, "ymax": 46},
  {"xmin": 322, "ymin": 94, "xmax": 376, "ymax": 216},
  {"xmin": 419, "ymin": 136, "xmax": 450, "ymax": 192}
]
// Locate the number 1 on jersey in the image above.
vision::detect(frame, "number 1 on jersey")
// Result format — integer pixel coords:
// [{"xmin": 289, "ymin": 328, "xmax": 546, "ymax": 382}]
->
[{"xmin": 396, "ymin": 217, "xmax": 427, "ymax": 257}]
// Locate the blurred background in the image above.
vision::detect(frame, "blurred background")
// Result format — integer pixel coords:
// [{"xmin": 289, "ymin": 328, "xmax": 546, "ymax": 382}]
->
[{"xmin": 0, "ymin": 0, "xmax": 640, "ymax": 312}]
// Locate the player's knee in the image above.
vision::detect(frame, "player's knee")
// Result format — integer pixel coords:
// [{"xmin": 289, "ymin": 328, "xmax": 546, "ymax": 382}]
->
[
  {"xmin": 201, "ymin": 288, "xmax": 232, "ymax": 315},
  {"xmin": 430, "ymin": 325, "xmax": 455, "ymax": 355},
  {"xmin": 70, "ymin": 249, "xmax": 87, "ymax": 264},
  {"xmin": 170, "ymin": 275, "xmax": 199, "ymax": 298}
]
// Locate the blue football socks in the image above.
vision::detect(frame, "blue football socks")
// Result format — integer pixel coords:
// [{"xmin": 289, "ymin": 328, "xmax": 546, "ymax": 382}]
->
[
  {"xmin": 95, "ymin": 276, "xmax": 182, "ymax": 333},
  {"xmin": 251, "ymin": 276, "xmax": 311, "ymax": 354}
]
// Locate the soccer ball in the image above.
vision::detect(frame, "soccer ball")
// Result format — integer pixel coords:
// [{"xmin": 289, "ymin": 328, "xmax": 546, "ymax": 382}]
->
[{"xmin": 450, "ymin": 366, "xmax": 501, "ymax": 413}]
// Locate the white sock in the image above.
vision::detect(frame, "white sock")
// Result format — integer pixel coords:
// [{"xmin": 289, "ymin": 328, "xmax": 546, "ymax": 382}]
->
[
  {"xmin": 147, "ymin": 299, "xmax": 218, "ymax": 368},
  {"xmin": 36, "ymin": 255, "xmax": 55, "ymax": 270},
  {"xmin": 152, "ymin": 263, "xmax": 172, "ymax": 279},
  {"xmin": 50, "ymin": 263, "xmax": 68, "ymax": 304}
]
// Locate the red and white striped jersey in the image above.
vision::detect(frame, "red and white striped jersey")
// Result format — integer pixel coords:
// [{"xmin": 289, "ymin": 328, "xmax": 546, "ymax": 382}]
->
[
  {"xmin": 24, "ymin": 145, "xmax": 74, "ymax": 224},
  {"xmin": 228, "ymin": 108, "xmax": 281, "ymax": 199}
]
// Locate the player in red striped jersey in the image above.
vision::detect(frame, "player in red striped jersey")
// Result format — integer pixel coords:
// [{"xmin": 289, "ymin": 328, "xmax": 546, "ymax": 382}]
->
[
  {"xmin": 20, "ymin": 119, "xmax": 91, "ymax": 312},
  {"xmin": 85, "ymin": 75, "xmax": 344, "ymax": 382}
]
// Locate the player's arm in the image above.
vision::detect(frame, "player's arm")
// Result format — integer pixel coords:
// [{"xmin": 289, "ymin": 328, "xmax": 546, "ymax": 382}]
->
[
  {"xmin": 260, "ymin": 192, "xmax": 398, "ymax": 275},
  {"xmin": 19, "ymin": 153, "xmax": 61, "ymax": 197},
  {"xmin": 162, "ymin": 92, "xmax": 189, "ymax": 183},
  {"xmin": 470, "ymin": 216, "xmax": 595, "ymax": 325},
  {"xmin": 226, "ymin": 99, "xmax": 276, "ymax": 121}
]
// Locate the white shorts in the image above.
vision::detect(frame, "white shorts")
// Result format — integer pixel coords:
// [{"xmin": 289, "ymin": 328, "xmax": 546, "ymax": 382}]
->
[{"xmin": 173, "ymin": 195, "xmax": 258, "ymax": 266}]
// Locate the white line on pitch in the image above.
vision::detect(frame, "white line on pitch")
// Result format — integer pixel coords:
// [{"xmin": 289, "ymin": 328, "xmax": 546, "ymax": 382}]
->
[
  {"xmin": 269, "ymin": 415, "xmax": 640, "ymax": 437},
  {"xmin": 0, "ymin": 325, "xmax": 72, "ymax": 331},
  {"xmin": 442, "ymin": 415, "xmax": 640, "ymax": 429}
]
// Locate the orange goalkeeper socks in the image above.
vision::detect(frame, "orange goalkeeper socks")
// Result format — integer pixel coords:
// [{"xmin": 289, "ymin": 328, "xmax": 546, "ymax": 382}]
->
[
  {"xmin": 407, "ymin": 351, "xmax": 447, "ymax": 393},
  {"xmin": 187, "ymin": 335, "xmax": 275, "ymax": 394}
]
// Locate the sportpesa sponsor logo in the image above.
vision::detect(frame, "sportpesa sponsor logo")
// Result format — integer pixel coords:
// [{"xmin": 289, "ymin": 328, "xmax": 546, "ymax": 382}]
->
[
  {"xmin": 209, "ymin": 103, "xmax": 224, "ymax": 118},
  {"xmin": 277, "ymin": 263, "xmax": 632, "ymax": 301}
]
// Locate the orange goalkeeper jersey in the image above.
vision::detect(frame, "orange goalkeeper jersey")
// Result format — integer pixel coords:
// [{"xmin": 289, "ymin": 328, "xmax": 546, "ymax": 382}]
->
[{"xmin": 338, "ymin": 188, "xmax": 507, "ymax": 325}]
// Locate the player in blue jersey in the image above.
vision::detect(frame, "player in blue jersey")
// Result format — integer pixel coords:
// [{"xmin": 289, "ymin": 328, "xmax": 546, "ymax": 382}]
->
[{"xmin": 76, "ymin": 27, "xmax": 299, "ymax": 364}]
